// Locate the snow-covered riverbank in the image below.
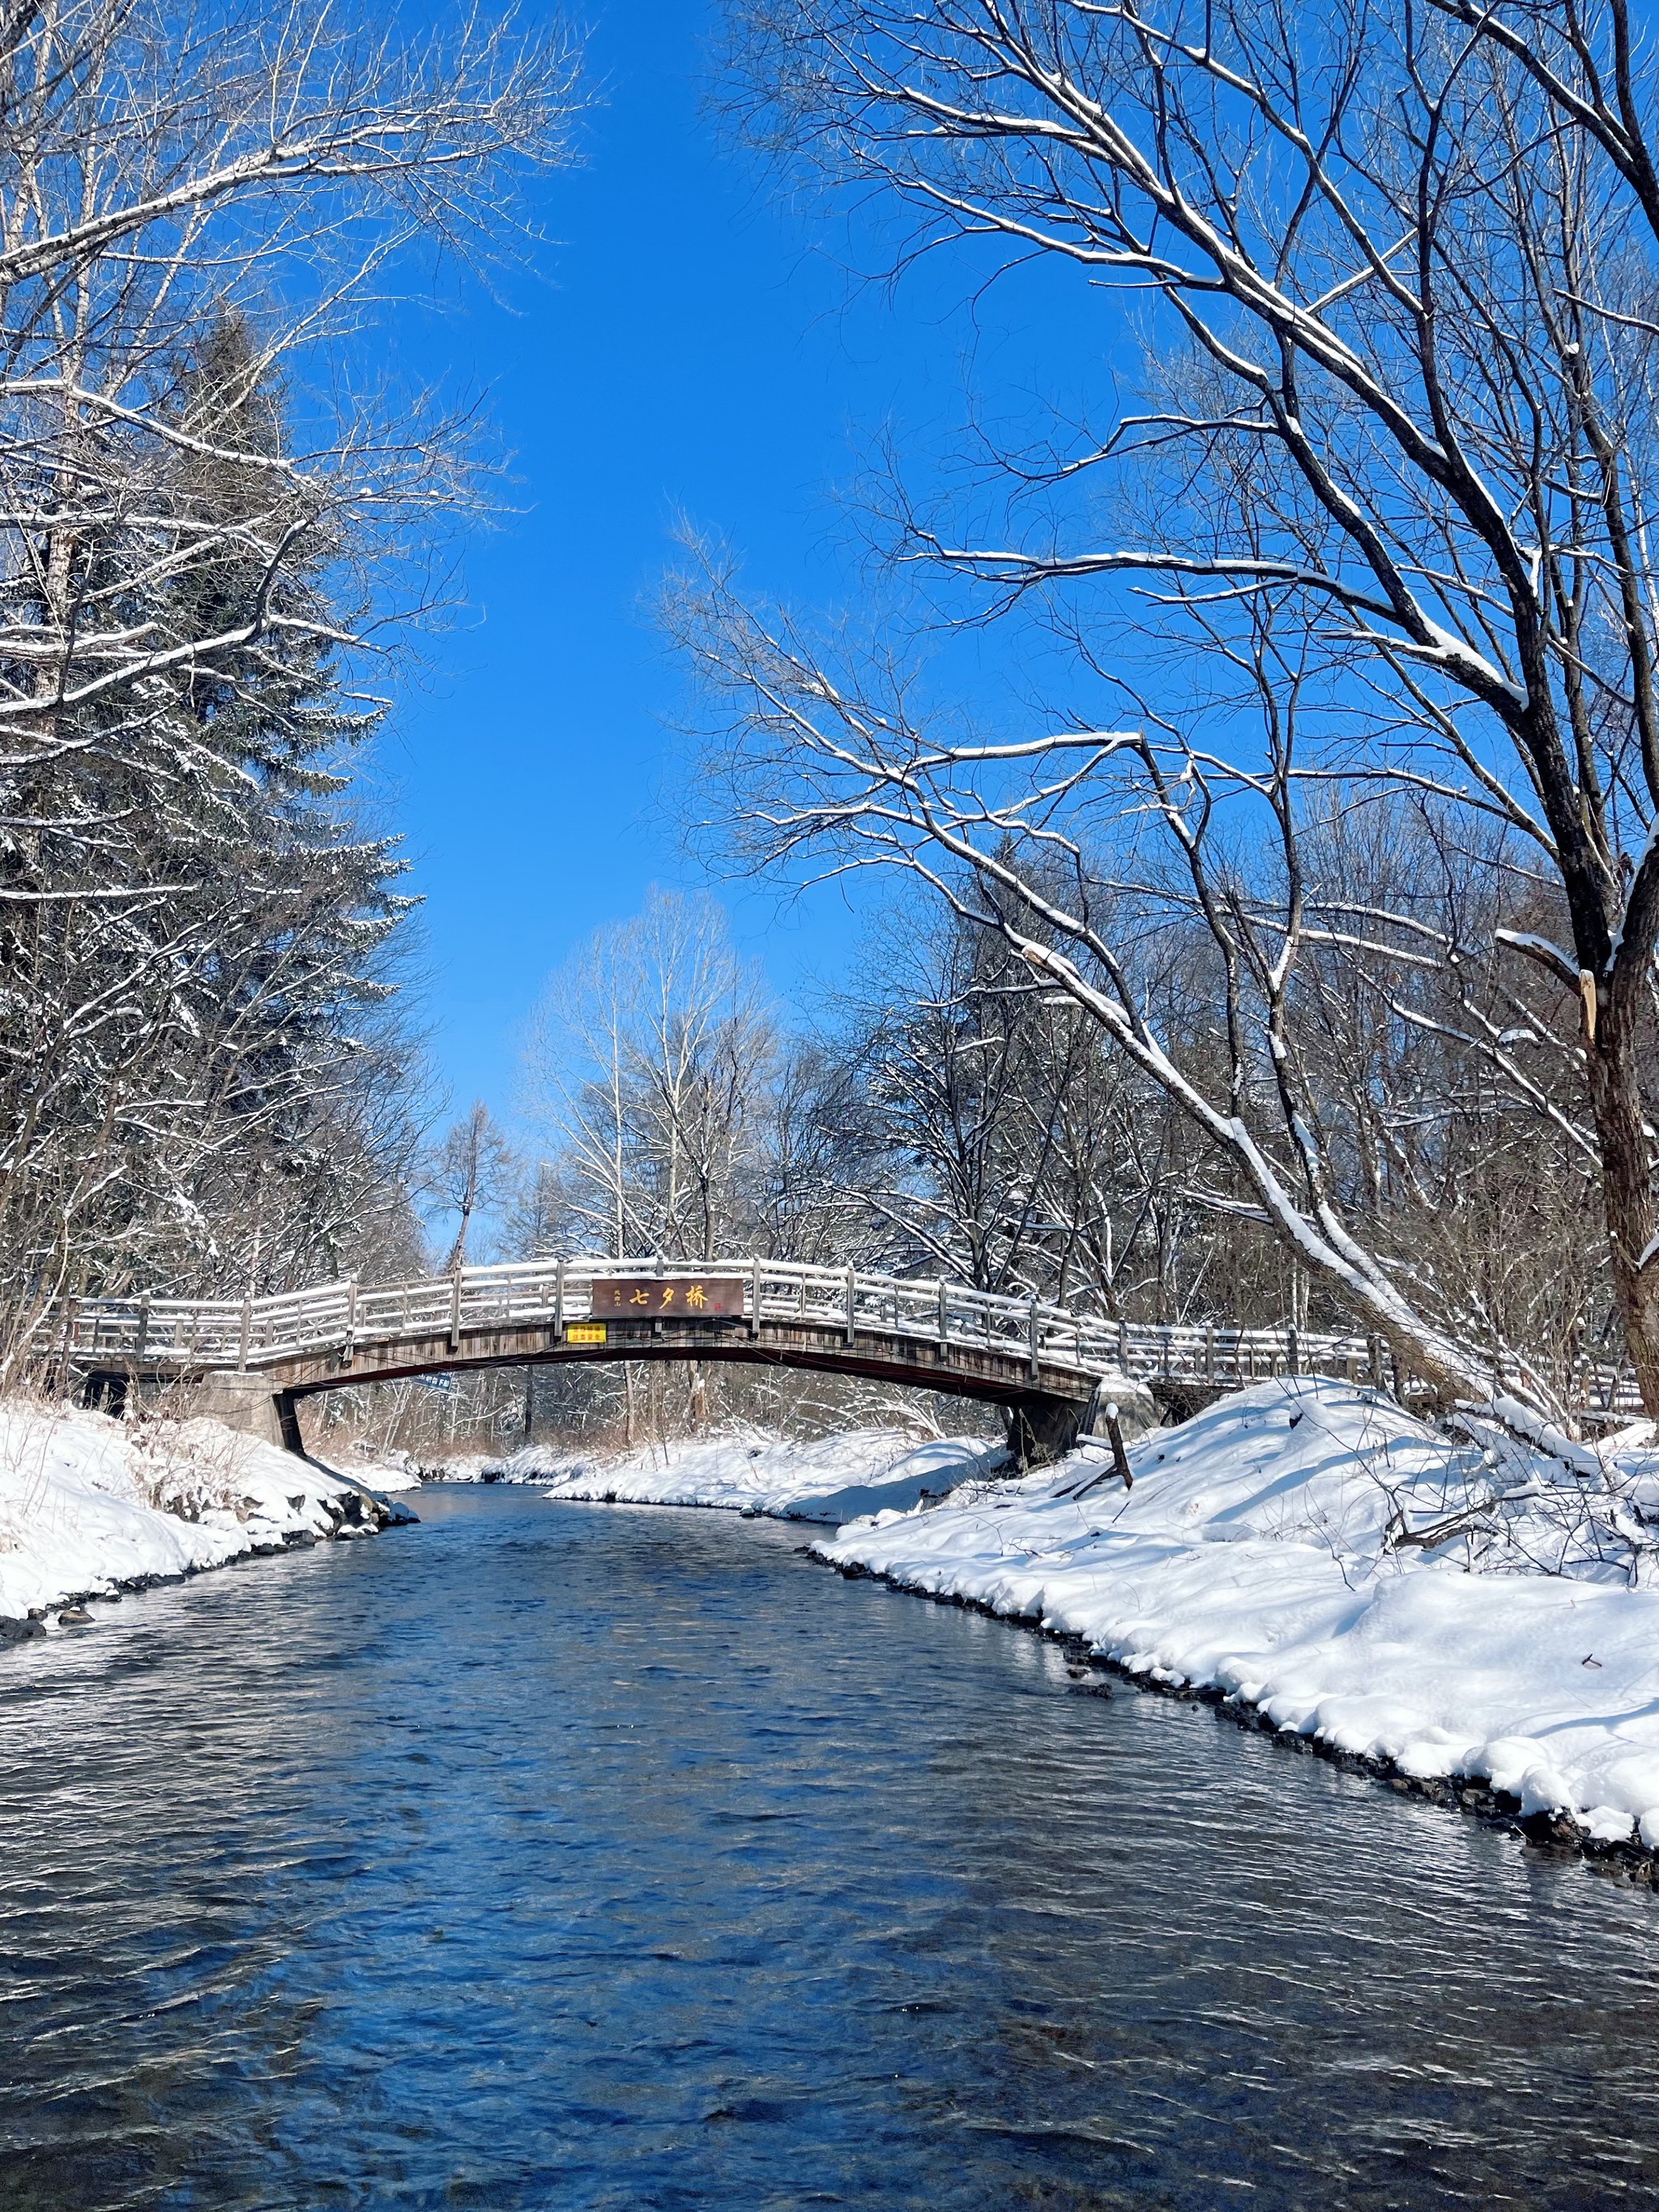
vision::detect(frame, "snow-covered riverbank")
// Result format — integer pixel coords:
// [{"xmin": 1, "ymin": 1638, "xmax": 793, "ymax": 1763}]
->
[
  {"xmin": 529, "ymin": 1428, "xmax": 1006, "ymax": 1523},
  {"xmin": 0, "ymin": 1399, "xmax": 415, "ymax": 1631},
  {"xmin": 808, "ymin": 1378, "xmax": 1659, "ymax": 1864}
]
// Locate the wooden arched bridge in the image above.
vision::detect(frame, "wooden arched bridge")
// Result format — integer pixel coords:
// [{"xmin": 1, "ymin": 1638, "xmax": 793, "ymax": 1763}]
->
[{"xmin": 43, "ymin": 1255, "xmax": 1431, "ymax": 1463}]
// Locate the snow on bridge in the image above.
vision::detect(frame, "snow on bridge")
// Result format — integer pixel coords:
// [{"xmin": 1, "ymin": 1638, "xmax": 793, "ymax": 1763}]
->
[{"xmin": 40, "ymin": 1255, "xmax": 1640, "ymax": 1460}]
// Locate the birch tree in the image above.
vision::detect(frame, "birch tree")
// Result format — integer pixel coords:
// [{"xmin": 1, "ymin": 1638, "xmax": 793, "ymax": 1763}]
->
[
  {"xmin": 425, "ymin": 1102, "xmax": 517, "ymax": 1273},
  {"xmin": 524, "ymin": 889, "xmax": 777, "ymax": 1262}
]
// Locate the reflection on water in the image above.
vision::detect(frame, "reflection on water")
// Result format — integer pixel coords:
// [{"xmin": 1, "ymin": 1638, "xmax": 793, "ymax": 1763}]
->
[{"xmin": 2, "ymin": 1485, "xmax": 1657, "ymax": 2209}]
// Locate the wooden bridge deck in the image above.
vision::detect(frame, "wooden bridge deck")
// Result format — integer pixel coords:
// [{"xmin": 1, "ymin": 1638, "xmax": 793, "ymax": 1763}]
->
[{"xmin": 36, "ymin": 1255, "xmax": 1644, "ymax": 1455}]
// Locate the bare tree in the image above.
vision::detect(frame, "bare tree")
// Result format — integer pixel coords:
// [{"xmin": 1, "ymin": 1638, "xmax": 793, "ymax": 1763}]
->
[
  {"xmin": 0, "ymin": 0, "xmax": 574, "ymax": 744},
  {"xmin": 425, "ymin": 1102, "xmax": 517, "ymax": 1274},
  {"xmin": 825, "ymin": 872, "xmax": 1190, "ymax": 1305},
  {"xmin": 524, "ymin": 888, "xmax": 777, "ymax": 1263},
  {"xmin": 523, "ymin": 888, "xmax": 784, "ymax": 1441},
  {"xmin": 682, "ymin": 0, "xmax": 1659, "ymax": 1425}
]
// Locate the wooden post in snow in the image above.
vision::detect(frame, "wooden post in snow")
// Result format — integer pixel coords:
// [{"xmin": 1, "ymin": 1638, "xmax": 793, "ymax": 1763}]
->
[{"xmin": 1106, "ymin": 1402, "xmax": 1133, "ymax": 1489}]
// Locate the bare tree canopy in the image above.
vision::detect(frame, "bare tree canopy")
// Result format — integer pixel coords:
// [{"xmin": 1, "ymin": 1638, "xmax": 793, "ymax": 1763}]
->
[
  {"xmin": 424, "ymin": 1101, "xmax": 518, "ymax": 1272},
  {"xmin": 523, "ymin": 889, "xmax": 778, "ymax": 1265},
  {"xmin": 674, "ymin": 0, "xmax": 1659, "ymax": 1428}
]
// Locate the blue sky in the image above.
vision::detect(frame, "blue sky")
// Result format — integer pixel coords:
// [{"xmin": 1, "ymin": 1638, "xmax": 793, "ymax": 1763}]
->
[{"xmin": 379, "ymin": 0, "xmax": 974, "ymax": 1136}]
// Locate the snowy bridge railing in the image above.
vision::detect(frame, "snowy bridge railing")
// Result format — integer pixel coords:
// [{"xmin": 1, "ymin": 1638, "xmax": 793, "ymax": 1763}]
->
[{"xmin": 35, "ymin": 1255, "xmax": 1644, "ymax": 1414}]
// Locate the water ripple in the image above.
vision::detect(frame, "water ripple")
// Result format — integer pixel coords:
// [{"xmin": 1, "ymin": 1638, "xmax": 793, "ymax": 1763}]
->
[{"xmin": 0, "ymin": 1488, "xmax": 1657, "ymax": 2208}]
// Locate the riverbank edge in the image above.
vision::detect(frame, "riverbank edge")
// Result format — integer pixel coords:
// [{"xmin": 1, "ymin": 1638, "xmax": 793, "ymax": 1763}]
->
[
  {"xmin": 0, "ymin": 1480, "xmax": 409, "ymax": 1646},
  {"xmin": 814, "ymin": 1546, "xmax": 1659, "ymax": 1886},
  {"xmin": 533, "ymin": 1471, "xmax": 1659, "ymax": 1881}
]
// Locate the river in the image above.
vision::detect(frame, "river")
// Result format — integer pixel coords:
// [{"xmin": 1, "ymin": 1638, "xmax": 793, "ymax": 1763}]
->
[{"xmin": 3, "ymin": 1485, "xmax": 1659, "ymax": 2209}]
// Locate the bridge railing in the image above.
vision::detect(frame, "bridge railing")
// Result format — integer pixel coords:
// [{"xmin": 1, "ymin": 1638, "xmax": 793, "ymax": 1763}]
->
[
  {"xmin": 36, "ymin": 1255, "xmax": 1644, "ymax": 1411},
  {"xmin": 41, "ymin": 1256, "xmax": 1359, "ymax": 1385}
]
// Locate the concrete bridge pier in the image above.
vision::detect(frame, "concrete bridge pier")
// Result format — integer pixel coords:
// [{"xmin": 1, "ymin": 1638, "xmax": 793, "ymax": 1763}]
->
[
  {"xmin": 1006, "ymin": 1393, "xmax": 1087, "ymax": 1467},
  {"xmin": 79, "ymin": 1364, "xmax": 297, "ymax": 1449},
  {"xmin": 1006, "ymin": 1373, "xmax": 1161, "ymax": 1467},
  {"xmin": 169, "ymin": 1369, "xmax": 296, "ymax": 1451}
]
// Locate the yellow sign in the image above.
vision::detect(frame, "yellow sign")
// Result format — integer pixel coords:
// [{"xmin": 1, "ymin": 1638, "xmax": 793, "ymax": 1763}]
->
[
  {"xmin": 591, "ymin": 1276, "xmax": 745, "ymax": 1319},
  {"xmin": 565, "ymin": 1322, "xmax": 607, "ymax": 1345}
]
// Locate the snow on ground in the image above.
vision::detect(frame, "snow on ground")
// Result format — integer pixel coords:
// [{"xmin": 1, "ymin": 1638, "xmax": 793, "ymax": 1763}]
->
[
  {"xmin": 534, "ymin": 1428, "xmax": 1009, "ymax": 1523},
  {"xmin": 367, "ymin": 1465, "xmax": 424, "ymax": 1492},
  {"xmin": 493, "ymin": 1443, "xmax": 601, "ymax": 1483},
  {"xmin": 0, "ymin": 1398, "xmax": 413, "ymax": 1627},
  {"xmin": 432, "ymin": 1444, "xmax": 582, "ymax": 1486},
  {"xmin": 419, "ymin": 1451, "xmax": 499, "ymax": 1484},
  {"xmin": 318, "ymin": 1441, "xmax": 424, "ymax": 1491},
  {"xmin": 810, "ymin": 1377, "xmax": 1659, "ymax": 1851}
]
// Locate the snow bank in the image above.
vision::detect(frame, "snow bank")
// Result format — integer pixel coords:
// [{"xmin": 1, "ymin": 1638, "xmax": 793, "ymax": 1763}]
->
[
  {"xmin": 475, "ymin": 1442, "xmax": 588, "ymax": 1485},
  {"xmin": 420, "ymin": 1451, "xmax": 497, "ymax": 1484},
  {"xmin": 812, "ymin": 1377, "xmax": 1659, "ymax": 1853},
  {"xmin": 0, "ymin": 1399, "xmax": 412, "ymax": 1627},
  {"xmin": 419, "ymin": 1448, "xmax": 561, "ymax": 1485},
  {"xmin": 317, "ymin": 1441, "xmax": 424, "ymax": 1492},
  {"xmin": 538, "ymin": 1428, "xmax": 1008, "ymax": 1524},
  {"xmin": 362, "ymin": 1463, "xmax": 424, "ymax": 1492}
]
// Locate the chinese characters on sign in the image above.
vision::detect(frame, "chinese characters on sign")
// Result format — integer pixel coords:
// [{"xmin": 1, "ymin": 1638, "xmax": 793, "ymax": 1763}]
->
[{"xmin": 589, "ymin": 1278, "xmax": 745, "ymax": 1321}]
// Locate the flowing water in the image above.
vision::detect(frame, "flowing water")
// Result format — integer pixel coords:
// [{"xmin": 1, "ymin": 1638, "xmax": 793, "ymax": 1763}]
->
[{"xmin": 3, "ymin": 1484, "xmax": 1659, "ymax": 2210}]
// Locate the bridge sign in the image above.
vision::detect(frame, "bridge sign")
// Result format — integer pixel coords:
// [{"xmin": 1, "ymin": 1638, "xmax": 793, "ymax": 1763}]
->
[{"xmin": 589, "ymin": 1276, "xmax": 745, "ymax": 1321}]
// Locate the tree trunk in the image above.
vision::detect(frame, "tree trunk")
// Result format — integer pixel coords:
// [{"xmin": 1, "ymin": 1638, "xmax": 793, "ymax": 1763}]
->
[{"xmin": 1585, "ymin": 1003, "xmax": 1659, "ymax": 1414}]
